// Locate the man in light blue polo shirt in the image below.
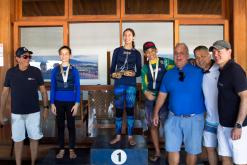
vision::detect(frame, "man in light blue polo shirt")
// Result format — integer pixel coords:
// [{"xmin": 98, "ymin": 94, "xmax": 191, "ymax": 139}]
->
[{"xmin": 153, "ymin": 43, "xmax": 205, "ymax": 165}]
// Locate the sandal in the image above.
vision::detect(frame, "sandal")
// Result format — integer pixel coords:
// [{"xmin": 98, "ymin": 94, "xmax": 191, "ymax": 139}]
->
[
  {"xmin": 128, "ymin": 137, "xmax": 136, "ymax": 146},
  {"xmin": 149, "ymin": 155, "xmax": 160, "ymax": 162},
  {"xmin": 69, "ymin": 149, "xmax": 77, "ymax": 159},
  {"xmin": 56, "ymin": 149, "xmax": 65, "ymax": 159}
]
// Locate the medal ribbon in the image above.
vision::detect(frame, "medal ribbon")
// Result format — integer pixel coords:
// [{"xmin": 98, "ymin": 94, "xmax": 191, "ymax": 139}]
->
[
  {"xmin": 149, "ymin": 58, "xmax": 159, "ymax": 89},
  {"xmin": 60, "ymin": 64, "xmax": 70, "ymax": 84}
]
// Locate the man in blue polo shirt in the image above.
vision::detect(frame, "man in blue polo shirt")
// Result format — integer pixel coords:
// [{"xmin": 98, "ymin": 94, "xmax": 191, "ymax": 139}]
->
[{"xmin": 153, "ymin": 43, "xmax": 205, "ymax": 165}]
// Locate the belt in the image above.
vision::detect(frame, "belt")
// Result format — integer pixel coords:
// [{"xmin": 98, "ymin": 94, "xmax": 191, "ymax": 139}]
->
[{"xmin": 170, "ymin": 111, "xmax": 196, "ymax": 118}]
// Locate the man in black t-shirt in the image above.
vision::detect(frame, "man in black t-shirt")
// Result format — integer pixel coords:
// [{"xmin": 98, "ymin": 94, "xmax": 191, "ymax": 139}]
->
[
  {"xmin": 0, "ymin": 47, "xmax": 49, "ymax": 165},
  {"xmin": 210, "ymin": 40, "xmax": 247, "ymax": 165}
]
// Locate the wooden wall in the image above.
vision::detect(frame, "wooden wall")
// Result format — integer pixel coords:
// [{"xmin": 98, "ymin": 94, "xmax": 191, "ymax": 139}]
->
[
  {"xmin": 1, "ymin": 1, "xmax": 247, "ymax": 83},
  {"xmin": 233, "ymin": 0, "xmax": 247, "ymax": 71},
  {"xmin": 0, "ymin": 0, "xmax": 247, "ymax": 145},
  {"xmin": 0, "ymin": 0, "xmax": 14, "ymax": 87},
  {"xmin": 0, "ymin": 0, "xmax": 14, "ymax": 145}
]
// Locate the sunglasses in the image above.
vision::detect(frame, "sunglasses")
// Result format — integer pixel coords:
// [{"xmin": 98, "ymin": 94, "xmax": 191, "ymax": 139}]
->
[
  {"xmin": 179, "ymin": 71, "xmax": 185, "ymax": 82},
  {"xmin": 21, "ymin": 55, "xmax": 32, "ymax": 59}
]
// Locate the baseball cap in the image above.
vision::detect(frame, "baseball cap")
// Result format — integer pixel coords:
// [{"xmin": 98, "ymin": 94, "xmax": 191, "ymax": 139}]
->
[
  {"xmin": 209, "ymin": 40, "xmax": 231, "ymax": 52},
  {"xmin": 15, "ymin": 47, "xmax": 33, "ymax": 57},
  {"xmin": 143, "ymin": 41, "xmax": 157, "ymax": 52}
]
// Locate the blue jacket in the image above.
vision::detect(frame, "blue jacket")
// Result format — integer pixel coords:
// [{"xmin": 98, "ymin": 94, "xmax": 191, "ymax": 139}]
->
[{"xmin": 50, "ymin": 65, "xmax": 80, "ymax": 104}]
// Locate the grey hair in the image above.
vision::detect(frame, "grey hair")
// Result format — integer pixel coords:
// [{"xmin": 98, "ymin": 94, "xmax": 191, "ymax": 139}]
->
[{"xmin": 175, "ymin": 43, "xmax": 189, "ymax": 55}]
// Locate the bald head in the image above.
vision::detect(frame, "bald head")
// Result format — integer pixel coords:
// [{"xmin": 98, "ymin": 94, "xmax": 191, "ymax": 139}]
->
[{"xmin": 174, "ymin": 43, "xmax": 189, "ymax": 69}]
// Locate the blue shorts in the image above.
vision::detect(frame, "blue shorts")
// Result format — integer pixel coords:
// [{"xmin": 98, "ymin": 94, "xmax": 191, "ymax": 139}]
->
[
  {"xmin": 145, "ymin": 99, "xmax": 168, "ymax": 126},
  {"xmin": 164, "ymin": 112, "xmax": 204, "ymax": 154}
]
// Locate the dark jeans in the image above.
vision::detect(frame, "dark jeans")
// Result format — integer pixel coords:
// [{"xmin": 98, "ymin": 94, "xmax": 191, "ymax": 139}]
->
[{"xmin": 55, "ymin": 101, "xmax": 76, "ymax": 149}]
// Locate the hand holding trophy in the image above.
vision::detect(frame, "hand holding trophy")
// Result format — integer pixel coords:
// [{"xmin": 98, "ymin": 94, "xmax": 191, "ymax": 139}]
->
[
  {"xmin": 123, "ymin": 70, "xmax": 135, "ymax": 77},
  {"xmin": 112, "ymin": 72, "xmax": 123, "ymax": 79}
]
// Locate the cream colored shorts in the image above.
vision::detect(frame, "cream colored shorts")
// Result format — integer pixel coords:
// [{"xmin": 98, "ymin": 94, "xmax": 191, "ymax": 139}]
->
[
  {"xmin": 218, "ymin": 124, "xmax": 247, "ymax": 164},
  {"xmin": 11, "ymin": 112, "xmax": 43, "ymax": 142}
]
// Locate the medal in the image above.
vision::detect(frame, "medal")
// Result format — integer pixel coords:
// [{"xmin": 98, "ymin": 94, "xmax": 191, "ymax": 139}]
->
[
  {"xmin": 64, "ymin": 82, "xmax": 68, "ymax": 88},
  {"xmin": 60, "ymin": 64, "xmax": 70, "ymax": 88},
  {"xmin": 149, "ymin": 58, "xmax": 159, "ymax": 89}
]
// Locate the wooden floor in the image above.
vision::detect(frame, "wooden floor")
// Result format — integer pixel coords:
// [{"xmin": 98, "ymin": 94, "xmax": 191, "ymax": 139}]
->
[
  {"xmin": 0, "ymin": 139, "xmax": 211, "ymax": 165},
  {"xmin": 0, "ymin": 146, "xmax": 211, "ymax": 165},
  {"xmin": 0, "ymin": 124, "xmax": 211, "ymax": 165}
]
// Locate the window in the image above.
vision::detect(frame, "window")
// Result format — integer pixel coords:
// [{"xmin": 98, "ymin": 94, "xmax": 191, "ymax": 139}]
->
[
  {"xmin": 125, "ymin": 0, "xmax": 169, "ymax": 14},
  {"xmin": 73, "ymin": 0, "xmax": 117, "ymax": 15},
  {"xmin": 179, "ymin": 25, "xmax": 224, "ymax": 56},
  {"xmin": 22, "ymin": 0, "xmax": 65, "ymax": 16},
  {"xmin": 69, "ymin": 23, "xmax": 120, "ymax": 85},
  {"xmin": 20, "ymin": 26, "xmax": 63, "ymax": 80}
]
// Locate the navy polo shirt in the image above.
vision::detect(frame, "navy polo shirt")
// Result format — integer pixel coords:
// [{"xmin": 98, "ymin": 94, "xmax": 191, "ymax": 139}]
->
[
  {"xmin": 160, "ymin": 63, "xmax": 205, "ymax": 115},
  {"xmin": 4, "ymin": 65, "xmax": 44, "ymax": 114},
  {"xmin": 218, "ymin": 60, "xmax": 247, "ymax": 127}
]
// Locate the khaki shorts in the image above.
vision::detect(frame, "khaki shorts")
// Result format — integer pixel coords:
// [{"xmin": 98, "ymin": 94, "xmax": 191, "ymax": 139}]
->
[{"xmin": 11, "ymin": 112, "xmax": 43, "ymax": 142}]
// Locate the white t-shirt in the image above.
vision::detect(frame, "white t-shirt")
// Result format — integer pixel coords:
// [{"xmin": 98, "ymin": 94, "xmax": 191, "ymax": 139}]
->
[{"xmin": 202, "ymin": 63, "xmax": 219, "ymax": 125}]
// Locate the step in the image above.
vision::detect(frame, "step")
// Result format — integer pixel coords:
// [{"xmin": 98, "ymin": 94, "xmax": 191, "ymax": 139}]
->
[{"xmin": 90, "ymin": 130, "xmax": 147, "ymax": 165}]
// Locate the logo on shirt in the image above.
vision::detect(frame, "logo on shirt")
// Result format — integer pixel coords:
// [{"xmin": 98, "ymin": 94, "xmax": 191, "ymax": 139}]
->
[
  {"xmin": 218, "ymin": 82, "xmax": 224, "ymax": 87},
  {"xmin": 28, "ymin": 77, "xmax": 35, "ymax": 80}
]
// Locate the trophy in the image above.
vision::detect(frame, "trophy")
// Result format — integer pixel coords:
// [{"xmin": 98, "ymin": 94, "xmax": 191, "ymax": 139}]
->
[{"xmin": 112, "ymin": 71, "xmax": 123, "ymax": 79}]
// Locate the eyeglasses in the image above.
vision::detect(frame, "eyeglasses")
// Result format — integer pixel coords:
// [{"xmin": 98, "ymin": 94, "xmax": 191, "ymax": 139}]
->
[
  {"xmin": 179, "ymin": 71, "xmax": 185, "ymax": 82},
  {"xmin": 22, "ymin": 55, "xmax": 32, "ymax": 59}
]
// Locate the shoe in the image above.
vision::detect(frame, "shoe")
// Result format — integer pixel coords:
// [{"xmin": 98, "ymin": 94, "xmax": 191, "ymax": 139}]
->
[
  {"xmin": 128, "ymin": 137, "xmax": 136, "ymax": 146},
  {"xmin": 69, "ymin": 149, "xmax": 77, "ymax": 159},
  {"xmin": 56, "ymin": 149, "xmax": 65, "ymax": 159},
  {"xmin": 149, "ymin": 155, "xmax": 160, "ymax": 162}
]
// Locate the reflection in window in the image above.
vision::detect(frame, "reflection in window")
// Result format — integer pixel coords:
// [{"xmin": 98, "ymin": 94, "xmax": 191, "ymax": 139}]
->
[
  {"xmin": 125, "ymin": 0, "xmax": 169, "ymax": 14},
  {"xmin": 179, "ymin": 25, "xmax": 224, "ymax": 57},
  {"xmin": 22, "ymin": 0, "xmax": 65, "ymax": 16},
  {"xmin": 21, "ymin": 27, "xmax": 63, "ymax": 80}
]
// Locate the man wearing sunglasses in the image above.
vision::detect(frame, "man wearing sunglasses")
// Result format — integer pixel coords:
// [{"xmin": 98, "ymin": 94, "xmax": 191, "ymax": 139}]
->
[
  {"xmin": 153, "ymin": 43, "xmax": 205, "ymax": 165},
  {"xmin": 0, "ymin": 47, "xmax": 49, "ymax": 165}
]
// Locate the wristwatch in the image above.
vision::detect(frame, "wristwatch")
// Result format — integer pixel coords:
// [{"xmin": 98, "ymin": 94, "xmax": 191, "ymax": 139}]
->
[
  {"xmin": 234, "ymin": 123, "xmax": 242, "ymax": 129},
  {"xmin": 43, "ymin": 105, "xmax": 49, "ymax": 109}
]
